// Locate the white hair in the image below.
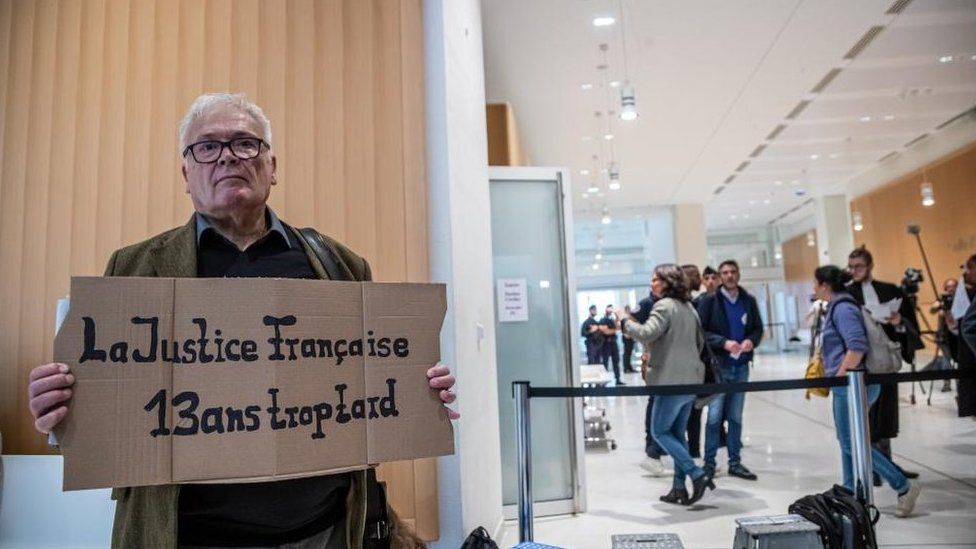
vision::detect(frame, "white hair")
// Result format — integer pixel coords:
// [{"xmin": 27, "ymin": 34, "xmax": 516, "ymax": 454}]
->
[{"xmin": 178, "ymin": 92, "xmax": 273, "ymax": 152}]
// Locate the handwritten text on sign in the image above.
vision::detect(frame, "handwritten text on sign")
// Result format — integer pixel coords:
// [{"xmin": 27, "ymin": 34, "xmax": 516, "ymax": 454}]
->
[{"xmin": 53, "ymin": 277, "xmax": 454, "ymax": 491}]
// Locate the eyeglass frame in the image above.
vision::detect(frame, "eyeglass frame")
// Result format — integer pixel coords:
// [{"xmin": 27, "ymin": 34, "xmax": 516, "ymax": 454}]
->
[{"xmin": 182, "ymin": 137, "xmax": 269, "ymax": 164}]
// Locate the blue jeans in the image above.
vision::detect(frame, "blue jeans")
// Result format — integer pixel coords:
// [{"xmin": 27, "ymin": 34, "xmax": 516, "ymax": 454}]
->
[
  {"xmin": 832, "ymin": 384, "xmax": 908, "ymax": 494},
  {"xmin": 644, "ymin": 397, "xmax": 667, "ymax": 459},
  {"xmin": 651, "ymin": 394, "xmax": 705, "ymax": 490},
  {"xmin": 704, "ymin": 362, "xmax": 748, "ymax": 468}
]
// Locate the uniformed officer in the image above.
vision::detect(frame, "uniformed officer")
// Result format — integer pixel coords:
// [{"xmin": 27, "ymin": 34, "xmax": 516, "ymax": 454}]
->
[
  {"xmin": 581, "ymin": 305, "xmax": 605, "ymax": 364},
  {"xmin": 601, "ymin": 304, "xmax": 625, "ymax": 385}
]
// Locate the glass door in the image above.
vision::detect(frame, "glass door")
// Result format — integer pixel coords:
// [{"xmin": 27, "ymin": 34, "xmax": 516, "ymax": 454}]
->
[{"xmin": 489, "ymin": 167, "xmax": 583, "ymax": 517}]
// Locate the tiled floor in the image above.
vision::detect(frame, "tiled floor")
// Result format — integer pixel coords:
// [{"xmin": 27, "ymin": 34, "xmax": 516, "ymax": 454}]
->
[{"xmin": 499, "ymin": 351, "xmax": 976, "ymax": 548}]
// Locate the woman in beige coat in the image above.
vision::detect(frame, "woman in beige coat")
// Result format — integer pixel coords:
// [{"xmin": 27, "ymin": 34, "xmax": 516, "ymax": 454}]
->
[{"xmin": 622, "ymin": 264, "xmax": 715, "ymax": 505}]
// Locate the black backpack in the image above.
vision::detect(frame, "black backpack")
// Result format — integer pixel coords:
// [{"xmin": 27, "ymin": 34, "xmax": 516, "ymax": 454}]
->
[{"xmin": 788, "ymin": 485, "xmax": 879, "ymax": 549}]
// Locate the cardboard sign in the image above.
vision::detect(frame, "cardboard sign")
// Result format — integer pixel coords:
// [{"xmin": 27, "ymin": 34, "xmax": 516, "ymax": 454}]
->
[{"xmin": 53, "ymin": 277, "xmax": 454, "ymax": 491}]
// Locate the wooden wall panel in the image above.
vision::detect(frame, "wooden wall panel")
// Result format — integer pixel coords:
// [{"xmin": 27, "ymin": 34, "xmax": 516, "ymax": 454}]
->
[
  {"xmin": 782, "ymin": 232, "xmax": 819, "ymax": 284},
  {"xmin": 0, "ymin": 0, "xmax": 438, "ymax": 539}
]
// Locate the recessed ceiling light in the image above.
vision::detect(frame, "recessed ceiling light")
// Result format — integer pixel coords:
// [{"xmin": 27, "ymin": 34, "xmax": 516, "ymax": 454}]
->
[
  {"xmin": 592, "ymin": 263, "xmax": 601, "ymax": 270},
  {"xmin": 587, "ymin": 184, "xmax": 599, "ymax": 193},
  {"xmin": 609, "ymin": 80, "xmax": 621, "ymax": 88},
  {"xmin": 581, "ymin": 83, "xmax": 593, "ymax": 91},
  {"xmin": 971, "ymin": 54, "xmax": 976, "ymax": 61},
  {"xmin": 859, "ymin": 116, "xmax": 871, "ymax": 122},
  {"xmin": 581, "ymin": 193, "xmax": 589, "ymax": 199},
  {"xmin": 749, "ymin": 200, "xmax": 756, "ymax": 205},
  {"xmin": 730, "ymin": 214, "xmax": 738, "ymax": 220},
  {"xmin": 810, "ymin": 154, "xmax": 820, "ymax": 160},
  {"xmin": 592, "ymin": 16, "xmax": 615, "ymax": 27},
  {"xmin": 884, "ymin": 114, "xmax": 895, "ymax": 121},
  {"xmin": 763, "ymin": 199, "xmax": 771, "ymax": 205},
  {"xmin": 608, "ymin": 181, "xmax": 621, "ymax": 190},
  {"xmin": 939, "ymin": 55, "xmax": 953, "ymax": 63},
  {"xmin": 580, "ymin": 169, "xmax": 590, "ymax": 176},
  {"xmin": 603, "ymin": 133, "xmax": 614, "ymax": 140},
  {"xmin": 774, "ymin": 180, "xmax": 783, "ymax": 186},
  {"xmin": 595, "ymin": 253, "xmax": 603, "ymax": 260}
]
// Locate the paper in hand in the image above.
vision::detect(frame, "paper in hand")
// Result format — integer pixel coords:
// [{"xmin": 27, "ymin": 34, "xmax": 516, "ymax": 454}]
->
[
  {"xmin": 951, "ymin": 277, "xmax": 971, "ymax": 321},
  {"xmin": 864, "ymin": 298, "xmax": 901, "ymax": 323}
]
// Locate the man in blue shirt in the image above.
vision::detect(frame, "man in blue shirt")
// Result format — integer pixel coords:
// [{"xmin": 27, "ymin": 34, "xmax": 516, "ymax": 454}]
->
[{"xmin": 697, "ymin": 260, "xmax": 764, "ymax": 480}]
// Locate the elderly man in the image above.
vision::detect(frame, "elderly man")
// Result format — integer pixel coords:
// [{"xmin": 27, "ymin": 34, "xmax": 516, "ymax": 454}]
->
[{"xmin": 27, "ymin": 93, "xmax": 458, "ymax": 549}]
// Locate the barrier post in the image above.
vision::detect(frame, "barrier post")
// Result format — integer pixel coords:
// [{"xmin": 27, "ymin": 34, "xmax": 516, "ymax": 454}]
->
[
  {"xmin": 513, "ymin": 381, "xmax": 534, "ymax": 543},
  {"xmin": 846, "ymin": 369, "xmax": 874, "ymax": 505}
]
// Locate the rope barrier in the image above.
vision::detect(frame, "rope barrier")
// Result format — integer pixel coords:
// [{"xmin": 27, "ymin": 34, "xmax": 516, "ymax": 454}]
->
[{"xmin": 524, "ymin": 368, "xmax": 973, "ymax": 398}]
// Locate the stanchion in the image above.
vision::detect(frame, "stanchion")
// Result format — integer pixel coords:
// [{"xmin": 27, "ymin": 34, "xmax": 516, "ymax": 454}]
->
[
  {"xmin": 846, "ymin": 369, "xmax": 874, "ymax": 505},
  {"xmin": 513, "ymin": 381, "xmax": 534, "ymax": 543}
]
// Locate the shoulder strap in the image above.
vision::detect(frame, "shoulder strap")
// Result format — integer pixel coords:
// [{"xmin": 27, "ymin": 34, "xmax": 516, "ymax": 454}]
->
[
  {"xmin": 295, "ymin": 227, "xmax": 348, "ymax": 281},
  {"xmin": 362, "ymin": 468, "xmax": 391, "ymax": 548}
]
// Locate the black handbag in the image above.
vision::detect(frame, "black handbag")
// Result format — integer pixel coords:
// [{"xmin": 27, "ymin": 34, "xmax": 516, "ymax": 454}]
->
[
  {"xmin": 694, "ymin": 322, "xmax": 724, "ymax": 409},
  {"xmin": 460, "ymin": 527, "xmax": 500, "ymax": 549}
]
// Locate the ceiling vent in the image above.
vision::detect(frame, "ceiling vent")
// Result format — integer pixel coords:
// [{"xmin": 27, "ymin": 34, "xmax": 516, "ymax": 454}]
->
[
  {"xmin": 935, "ymin": 106, "xmax": 976, "ymax": 130},
  {"xmin": 713, "ymin": 186, "xmax": 726, "ymax": 196},
  {"xmin": 810, "ymin": 68, "xmax": 842, "ymax": 94},
  {"xmin": 878, "ymin": 151, "xmax": 898, "ymax": 162},
  {"xmin": 735, "ymin": 161, "xmax": 750, "ymax": 172},
  {"xmin": 766, "ymin": 124, "xmax": 787, "ymax": 140},
  {"xmin": 904, "ymin": 133, "xmax": 929, "ymax": 147},
  {"xmin": 785, "ymin": 100, "xmax": 811, "ymax": 120},
  {"xmin": 886, "ymin": 0, "xmax": 912, "ymax": 14},
  {"xmin": 724, "ymin": 174, "xmax": 736, "ymax": 184},
  {"xmin": 749, "ymin": 144, "xmax": 767, "ymax": 158},
  {"xmin": 843, "ymin": 26, "xmax": 884, "ymax": 60}
]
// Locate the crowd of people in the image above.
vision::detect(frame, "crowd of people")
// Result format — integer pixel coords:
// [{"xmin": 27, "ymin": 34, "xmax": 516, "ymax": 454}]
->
[{"xmin": 579, "ymin": 245, "xmax": 976, "ymax": 517}]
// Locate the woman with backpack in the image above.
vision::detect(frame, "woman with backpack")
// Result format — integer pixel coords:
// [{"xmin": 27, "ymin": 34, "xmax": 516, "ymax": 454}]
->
[
  {"xmin": 814, "ymin": 265, "xmax": 921, "ymax": 518},
  {"xmin": 621, "ymin": 263, "xmax": 714, "ymax": 505}
]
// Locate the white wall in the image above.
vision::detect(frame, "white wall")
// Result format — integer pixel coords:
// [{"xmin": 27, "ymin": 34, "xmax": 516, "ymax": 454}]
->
[
  {"xmin": 673, "ymin": 203, "xmax": 708, "ymax": 267},
  {"xmin": 424, "ymin": 0, "xmax": 505, "ymax": 545}
]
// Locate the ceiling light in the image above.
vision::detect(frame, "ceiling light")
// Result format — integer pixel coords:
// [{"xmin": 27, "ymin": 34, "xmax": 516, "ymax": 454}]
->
[
  {"xmin": 791, "ymin": 179, "xmax": 799, "ymax": 185},
  {"xmin": 587, "ymin": 184, "xmax": 599, "ymax": 193},
  {"xmin": 810, "ymin": 154, "xmax": 820, "ymax": 160},
  {"xmin": 601, "ymin": 215, "xmax": 611, "ymax": 225},
  {"xmin": 592, "ymin": 263, "xmax": 601, "ymax": 270},
  {"xmin": 971, "ymin": 55, "xmax": 976, "ymax": 61},
  {"xmin": 581, "ymin": 193, "xmax": 589, "ymax": 199},
  {"xmin": 619, "ymin": 85, "xmax": 638, "ymax": 121},
  {"xmin": 581, "ymin": 83, "xmax": 593, "ymax": 91},
  {"xmin": 859, "ymin": 116, "xmax": 871, "ymax": 122},
  {"xmin": 939, "ymin": 55, "xmax": 953, "ymax": 63},
  {"xmin": 806, "ymin": 231, "xmax": 816, "ymax": 247},
  {"xmin": 592, "ymin": 16, "xmax": 615, "ymax": 27},
  {"xmin": 609, "ymin": 80, "xmax": 621, "ymax": 88},
  {"xmin": 921, "ymin": 181, "xmax": 935, "ymax": 207},
  {"xmin": 580, "ymin": 169, "xmax": 590, "ymax": 176},
  {"xmin": 730, "ymin": 214, "xmax": 738, "ymax": 220},
  {"xmin": 603, "ymin": 133, "xmax": 614, "ymax": 140},
  {"xmin": 763, "ymin": 199, "xmax": 771, "ymax": 205},
  {"xmin": 883, "ymin": 114, "xmax": 895, "ymax": 121},
  {"xmin": 750, "ymin": 256, "xmax": 759, "ymax": 268},
  {"xmin": 539, "ymin": 280, "xmax": 550, "ymax": 289},
  {"xmin": 852, "ymin": 211, "xmax": 864, "ymax": 232},
  {"xmin": 595, "ymin": 253, "xmax": 603, "ymax": 261},
  {"xmin": 608, "ymin": 181, "xmax": 621, "ymax": 190},
  {"xmin": 749, "ymin": 200, "xmax": 756, "ymax": 205},
  {"xmin": 774, "ymin": 180, "xmax": 783, "ymax": 186}
]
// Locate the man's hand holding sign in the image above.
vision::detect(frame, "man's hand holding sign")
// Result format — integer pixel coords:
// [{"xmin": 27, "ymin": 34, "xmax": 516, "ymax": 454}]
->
[{"xmin": 26, "ymin": 93, "xmax": 458, "ymax": 548}]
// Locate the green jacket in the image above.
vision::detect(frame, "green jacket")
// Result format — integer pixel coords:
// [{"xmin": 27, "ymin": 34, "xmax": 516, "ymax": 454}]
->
[{"xmin": 103, "ymin": 215, "xmax": 373, "ymax": 549}]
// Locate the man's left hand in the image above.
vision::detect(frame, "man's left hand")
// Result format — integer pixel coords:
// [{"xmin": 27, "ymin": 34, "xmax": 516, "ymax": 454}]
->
[
  {"xmin": 740, "ymin": 340, "xmax": 754, "ymax": 353},
  {"xmin": 427, "ymin": 363, "xmax": 460, "ymax": 420}
]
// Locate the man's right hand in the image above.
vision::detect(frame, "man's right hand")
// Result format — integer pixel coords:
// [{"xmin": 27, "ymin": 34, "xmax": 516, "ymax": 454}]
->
[
  {"xmin": 28, "ymin": 363, "xmax": 74, "ymax": 434},
  {"xmin": 723, "ymin": 340, "xmax": 741, "ymax": 354}
]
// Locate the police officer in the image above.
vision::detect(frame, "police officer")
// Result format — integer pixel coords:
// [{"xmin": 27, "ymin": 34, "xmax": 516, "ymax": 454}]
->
[
  {"xmin": 581, "ymin": 305, "xmax": 605, "ymax": 365},
  {"xmin": 601, "ymin": 304, "xmax": 625, "ymax": 384}
]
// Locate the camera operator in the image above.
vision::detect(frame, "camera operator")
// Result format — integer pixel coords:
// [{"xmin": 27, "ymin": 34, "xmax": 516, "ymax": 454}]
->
[
  {"xmin": 957, "ymin": 254, "xmax": 976, "ymax": 418},
  {"xmin": 847, "ymin": 246, "xmax": 923, "ymax": 483},
  {"xmin": 929, "ymin": 278, "xmax": 961, "ymax": 391}
]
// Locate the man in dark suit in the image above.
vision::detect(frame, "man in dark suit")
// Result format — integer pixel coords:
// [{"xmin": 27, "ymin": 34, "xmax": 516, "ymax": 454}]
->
[
  {"xmin": 697, "ymin": 260, "xmax": 764, "ymax": 480},
  {"xmin": 847, "ymin": 245, "xmax": 922, "ymax": 480},
  {"xmin": 581, "ymin": 305, "xmax": 605, "ymax": 365},
  {"xmin": 957, "ymin": 254, "xmax": 976, "ymax": 418},
  {"xmin": 26, "ymin": 93, "xmax": 459, "ymax": 548}
]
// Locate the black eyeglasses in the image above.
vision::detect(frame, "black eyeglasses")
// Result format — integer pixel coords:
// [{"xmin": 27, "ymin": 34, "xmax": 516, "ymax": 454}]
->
[{"xmin": 182, "ymin": 137, "xmax": 268, "ymax": 164}]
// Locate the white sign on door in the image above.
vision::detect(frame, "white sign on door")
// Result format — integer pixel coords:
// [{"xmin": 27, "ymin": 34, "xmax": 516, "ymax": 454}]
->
[{"xmin": 497, "ymin": 278, "xmax": 529, "ymax": 322}]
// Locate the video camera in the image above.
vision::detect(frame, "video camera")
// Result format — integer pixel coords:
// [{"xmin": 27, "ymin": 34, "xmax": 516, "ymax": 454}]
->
[{"xmin": 901, "ymin": 267, "xmax": 923, "ymax": 296}]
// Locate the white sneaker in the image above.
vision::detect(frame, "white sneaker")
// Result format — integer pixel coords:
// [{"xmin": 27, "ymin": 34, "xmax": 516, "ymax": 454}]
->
[
  {"xmin": 639, "ymin": 457, "xmax": 673, "ymax": 477},
  {"xmin": 895, "ymin": 480, "xmax": 920, "ymax": 518}
]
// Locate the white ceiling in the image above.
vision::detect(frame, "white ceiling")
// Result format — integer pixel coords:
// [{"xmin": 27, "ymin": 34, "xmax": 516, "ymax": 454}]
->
[{"xmin": 481, "ymin": 0, "xmax": 976, "ymax": 232}]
